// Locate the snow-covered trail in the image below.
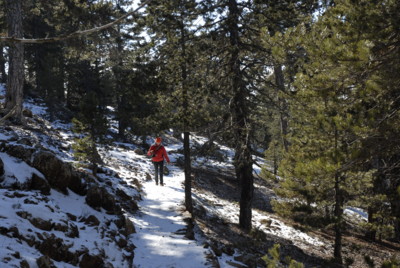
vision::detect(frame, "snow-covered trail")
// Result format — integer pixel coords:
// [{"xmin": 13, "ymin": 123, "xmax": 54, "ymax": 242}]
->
[{"xmin": 130, "ymin": 165, "xmax": 209, "ymax": 268}]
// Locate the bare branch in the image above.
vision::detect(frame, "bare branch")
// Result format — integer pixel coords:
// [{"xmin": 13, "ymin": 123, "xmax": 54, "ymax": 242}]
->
[
  {"xmin": 0, "ymin": 103, "xmax": 20, "ymax": 125},
  {"xmin": 0, "ymin": 0, "xmax": 152, "ymax": 44}
]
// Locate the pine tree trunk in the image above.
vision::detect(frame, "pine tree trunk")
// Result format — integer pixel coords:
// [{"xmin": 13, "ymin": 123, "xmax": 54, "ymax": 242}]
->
[
  {"xmin": 183, "ymin": 131, "xmax": 193, "ymax": 213},
  {"xmin": 391, "ymin": 200, "xmax": 400, "ymax": 241},
  {"xmin": 179, "ymin": 19, "xmax": 193, "ymax": 214},
  {"xmin": 333, "ymin": 175, "xmax": 344, "ymax": 266},
  {"xmin": 365, "ymin": 206, "xmax": 377, "ymax": 241},
  {"xmin": 115, "ymin": 22, "xmax": 127, "ymax": 139},
  {"xmin": 274, "ymin": 64, "xmax": 289, "ymax": 152},
  {"xmin": 227, "ymin": 0, "xmax": 254, "ymax": 231},
  {"xmin": 0, "ymin": 45, "xmax": 6, "ymax": 83},
  {"xmin": 4, "ymin": 0, "xmax": 24, "ymax": 124},
  {"xmin": 236, "ymin": 145, "xmax": 254, "ymax": 231}
]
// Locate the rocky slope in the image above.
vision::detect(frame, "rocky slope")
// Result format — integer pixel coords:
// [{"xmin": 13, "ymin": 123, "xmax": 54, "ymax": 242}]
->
[{"xmin": 0, "ymin": 108, "xmax": 141, "ymax": 267}]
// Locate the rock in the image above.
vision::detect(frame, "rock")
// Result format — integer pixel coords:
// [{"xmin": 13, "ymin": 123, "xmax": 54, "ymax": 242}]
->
[
  {"xmin": 124, "ymin": 216, "xmax": 136, "ymax": 236},
  {"xmin": 66, "ymin": 222, "xmax": 80, "ymax": 238},
  {"xmin": 22, "ymin": 109, "xmax": 33, "ymax": 118},
  {"xmin": 53, "ymin": 220, "xmax": 79, "ymax": 238},
  {"xmin": 114, "ymin": 215, "xmax": 136, "ymax": 236},
  {"xmin": 30, "ymin": 151, "xmax": 87, "ymax": 195},
  {"xmin": 145, "ymin": 173, "xmax": 152, "ymax": 181},
  {"xmin": 175, "ymin": 157, "xmax": 184, "ymax": 167},
  {"xmin": 210, "ymin": 243, "xmax": 223, "ymax": 257},
  {"xmin": 134, "ymin": 148, "xmax": 145, "ymax": 155},
  {"xmin": 31, "ymin": 151, "xmax": 72, "ymax": 194},
  {"xmin": 36, "ymin": 255, "xmax": 56, "ymax": 268},
  {"xmin": 66, "ymin": 213, "xmax": 77, "ymax": 221},
  {"xmin": 16, "ymin": 211, "xmax": 31, "ymax": 219},
  {"xmin": 79, "ymin": 254, "xmax": 104, "ymax": 268},
  {"xmin": 222, "ymin": 245, "xmax": 235, "ymax": 256},
  {"xmin": 53, "ymin": 222, "xmax": 68, "ymax": 233},
  {"xmin": 68, "ymin": 170, "xmax": 87, "ymax": 196},
  {"xmin": 81, "ymin": 215, "xmax": 100, "ymax": 226},
  {"xmin": 38, "ymin": 234, "xmax": 75, "ymax": 263},
  {"xmin": 86, "ymin": 186, "xmax": 120, "ymax": 214},
  {"xmin": 117, "ymin": 237, "xmax": 128, "ymax": 248},
  {"xmin": 126, "ymin": 200, "xmax": 139, "ymax": 212},
  {"xmin": 20, "ymin": 259, "xmax": 30, "ymax": 268},
  {"xmin": 116, "ymin": 188, "xmax": 131, "ymax": 201},
  {"xmin": 2, "ymin": 144, "xmax": 35, "ymax": 164},
  {"xmin": 30, "ymin": 173, "xmax": 51, "ymax": 195},
  {"xmin": 29, "ymin": 217, "xmax": 53, "ymax": 231},
  {"xmin": 18, "ymin": 138, "xmax": 33, "ymax": 146}
]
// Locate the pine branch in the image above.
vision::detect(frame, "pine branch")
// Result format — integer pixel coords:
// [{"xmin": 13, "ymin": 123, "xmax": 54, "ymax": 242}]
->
[{"xmin": 0, "ymin": 0, "xmax": 152, "ymax": 44}]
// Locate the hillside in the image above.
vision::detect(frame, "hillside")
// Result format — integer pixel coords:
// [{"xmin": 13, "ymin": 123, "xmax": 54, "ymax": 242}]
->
[{"xmin": 0, "ymin": 90, "xmax": 399, "ymax": 268}]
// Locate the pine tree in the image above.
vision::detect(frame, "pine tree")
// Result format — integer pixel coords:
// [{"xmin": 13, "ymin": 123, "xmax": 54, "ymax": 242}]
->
[
  {"xmin": 200, "ymin": 0, "xmax": 321, "ymax": 231},
  {"xmin": 345, "ymin": 0, "xmax": 400, "ymax": 242},
  {"xmin": 262, "ymin": 244, "xmax": 305, "ymax": 268},
  {"xmin": 274, "ymin": 0, "xmax": 400, "ymax": 263},
  {"xmin": 72, "ymin": 91, "xmax": 108, "ymax": 176}
]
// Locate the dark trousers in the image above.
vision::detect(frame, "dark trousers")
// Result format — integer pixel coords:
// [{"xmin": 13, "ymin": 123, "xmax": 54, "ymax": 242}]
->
[{"xmin": 153, "ymin": 161, "xmax": 164, "ymax": 184}]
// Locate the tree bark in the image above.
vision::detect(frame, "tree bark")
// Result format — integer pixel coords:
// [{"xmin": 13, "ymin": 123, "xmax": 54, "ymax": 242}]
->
[
  {"xmin": 274, "ymin": 64, "xmax": 290, "ymax": 152},
  {"xmin": 333, "ymin": 175, "xmax": 344, "ymax": 266},
  {"xmin": 183, "ymin": 131, "xmax": 193, "ymax": 213},
  {"xmin": 3, "ymin": 0, "xmax": 24, "ymax": 124},
  {"xmin": 115, "ymin": 22, "xmax": 127, "ymax": 139},
  {"xmin": 365, "ymin": 206, "xmax": 377, "ymax": 241},
  {"xmin": 0, "ymin": 45, "xmax": 6, "ymax": 83},
  {"xmin": 227, "ymin": 0, "xmax": 254, "ymax": 231},
  {"xmin": 391, "ymin": 199, "xmax": 400, "ymax": 242},
  {"xmin": 179, "ymin": 14, "xmax": 193, "ymax": 214}
]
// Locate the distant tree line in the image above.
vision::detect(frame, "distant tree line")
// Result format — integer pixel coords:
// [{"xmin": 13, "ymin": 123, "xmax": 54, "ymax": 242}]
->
[{"xmin": 1, "ymin": 0, "xmax": 399, "ymax": 266}]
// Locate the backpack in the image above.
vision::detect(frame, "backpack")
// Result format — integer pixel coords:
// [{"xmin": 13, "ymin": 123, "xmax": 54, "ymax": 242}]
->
[{"xmin": 150, "ymin": 144, "xmax": 162, "ymax": 157}]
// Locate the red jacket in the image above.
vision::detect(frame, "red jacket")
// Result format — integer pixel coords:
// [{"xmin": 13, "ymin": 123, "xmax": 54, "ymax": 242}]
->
[{"xmin": 147, "ymin": 144, "xmax": 170, "ymax": 163}]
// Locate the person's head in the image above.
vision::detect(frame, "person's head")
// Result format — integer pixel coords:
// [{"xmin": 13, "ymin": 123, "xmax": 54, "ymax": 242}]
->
[{"xmin": 155, "ymin": 137, "xmax": 162, "ymax": 145}]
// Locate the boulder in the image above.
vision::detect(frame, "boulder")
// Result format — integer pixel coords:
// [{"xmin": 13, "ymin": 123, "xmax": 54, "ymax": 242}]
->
[
  {"xmin": 30, "ymin": 173, "xmax": 51, "ymax": 195},
  {"xmin": 32, "ymin": 151, "xmax": 71, "ymax": 193},
  {"xmin": 37, "ymin": 234, "xmax": 76, "ymax": 264},
  {"xmin": 113, "ymin": 215, "xmax": 136, "ymax": 238},
  {"xmin": 79, "ymin": 254, "xmax": 104, "ymax": 268},
  {"xmin": 86, "ymin": 186, "xmax": 121, "ymax": 214},
  {"xmin": 68, "ymin": 171, "xmax": 87, "ymax": 196},
  {"xmin": 29, "ymin": 217, "xmax": 53, "ymax": 231},
  {"xmin": 2, "ymin": 144, "xmax": 35, "ymax": 164},
  {"xmin": 20, "ymin": 259, "xmax": 30, "ymax": 268},
  {"xmin": 36, "ymin": 255, "xmax": 56, "ymax": 268},
  {"xmin": 81, "ymin": 215, "xmax": 100, "ymax": 226},
  {"xmin": 31, "ymin": 150, "xmax": 87, "ymax": 195}
]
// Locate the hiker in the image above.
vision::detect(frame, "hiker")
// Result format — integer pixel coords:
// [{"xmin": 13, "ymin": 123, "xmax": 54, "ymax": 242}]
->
[{"xmin": 147, "ymin": 137, "xmax": 171, "ymax": 186}]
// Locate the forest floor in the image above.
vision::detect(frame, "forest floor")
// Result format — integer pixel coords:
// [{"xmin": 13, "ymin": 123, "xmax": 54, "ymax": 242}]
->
[{"xmin": 189, "ymin": 164, "xmax": 400, "ymax": 268}]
